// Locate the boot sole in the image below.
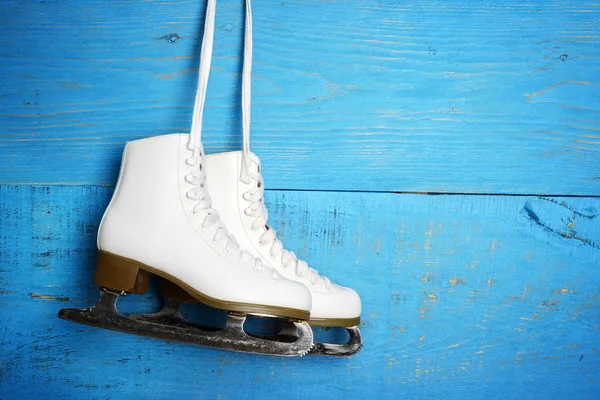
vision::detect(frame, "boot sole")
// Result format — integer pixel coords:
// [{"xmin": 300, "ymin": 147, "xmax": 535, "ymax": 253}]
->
[
  {"xmin": 94, "ymin": 250, "xmax": 310, "ymax": 321},
  {"xmin": 152, "ymin": 273, "xmax": 360, "ymax": 327}
]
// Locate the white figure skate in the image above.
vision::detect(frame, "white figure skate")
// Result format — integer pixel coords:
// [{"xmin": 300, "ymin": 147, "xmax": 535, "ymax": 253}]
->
[
  {"xmin": 144, "ymin": 0, "xmax": 362, "ymax": 356},
  {"xmin": 58, "ymin": 0, "xmax": 314, "ymax": 357}
]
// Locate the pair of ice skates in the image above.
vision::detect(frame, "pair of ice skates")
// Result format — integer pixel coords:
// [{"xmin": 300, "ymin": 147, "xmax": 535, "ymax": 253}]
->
[{"xmin": 59, "ymin": 0, "xmax": 362, "ymax": 357}]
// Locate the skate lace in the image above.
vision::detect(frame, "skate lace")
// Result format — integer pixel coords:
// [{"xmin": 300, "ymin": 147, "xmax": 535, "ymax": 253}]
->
[
  {"xmin": 238, "ymin": 0, "xmax": 331, "ymax": 288},
  {"xmin": 240, "ymin": 0, "xmax": 332, "ymax": 289},
  {"xmin": 186, "ymin": 0, "xmax": 262, "ymax": 272},
  {"xmin": 243, "ymin": 161, "xmax": 332, "ymax": 289}
]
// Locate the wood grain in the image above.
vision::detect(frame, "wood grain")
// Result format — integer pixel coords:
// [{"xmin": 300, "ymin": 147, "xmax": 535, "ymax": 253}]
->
[
  {"xmin": 1, "ymin": 185, "xmax": 598, "ymax": 398},
  {"xmin": 1, "ymin": 0, "xmax": 599, "ymax": 194}
]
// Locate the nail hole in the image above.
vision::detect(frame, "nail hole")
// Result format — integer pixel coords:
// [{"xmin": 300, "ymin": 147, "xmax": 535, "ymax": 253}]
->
[{"xmin": 158, "ymin": 33, "xmax": 181, "ymax": 44}]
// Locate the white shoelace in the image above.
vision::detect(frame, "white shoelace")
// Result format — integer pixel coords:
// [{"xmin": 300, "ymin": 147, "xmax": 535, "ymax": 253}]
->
[
  {"xmin": 240, "ymin": 0, "xmax": 253, "ymax": 184},
  {"xmin": 239, "ymin": 1, "xmax": 331, "ymax": 289},
  {"xmin": 187, "ymin": 0, "xmax": 261, "ymax": 271}
]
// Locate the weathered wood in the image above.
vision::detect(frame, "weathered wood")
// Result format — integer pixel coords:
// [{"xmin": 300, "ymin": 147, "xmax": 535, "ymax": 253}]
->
[
  {"xmin": 1, "ymin": 185, "xmax": 598, "ymax": 398},
  {"xmin": 1, "ymin": 0, "xmax": 599, "ymax": 194}
]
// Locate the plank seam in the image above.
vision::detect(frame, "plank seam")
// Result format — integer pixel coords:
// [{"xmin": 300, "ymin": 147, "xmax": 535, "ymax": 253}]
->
[{"xmin": 0, "ymin": 183, "xmax": 599, "ymax": 198}]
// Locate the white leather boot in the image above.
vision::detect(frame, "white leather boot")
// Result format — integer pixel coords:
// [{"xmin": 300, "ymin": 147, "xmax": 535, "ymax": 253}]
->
[
  {"xmin": 58, "ymin": 0, "xmax": 314, "ymax": 357},
  {"xmin": 156, "ymin": 0, "xmax": 362, "ymax": 356},
  {"xmin": 96, "ymin": 133, "xmax": 312, "ymax": 320},
  {"xmin": 202, "ymin": 151, "xmax": 362, "ymax": 355}
]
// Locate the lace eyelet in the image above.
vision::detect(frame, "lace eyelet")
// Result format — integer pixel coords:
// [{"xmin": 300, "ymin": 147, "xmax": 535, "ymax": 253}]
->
[
  {"xmin": 223, "ymin": 247, "xmax": 232, "ymax": 256},
  {"xmin": 244, "ymin": 208, "xmax": 252, "ymax": 216},
  {"xmin": 185, "ymin": 174, "xmax": 195, "ymax": 183},
  {"xmin": 243, "ymin": 192, "xmax": 252, "ymax": 201},
  {"xmin": 211, "ymin": 236, "xmax": 218, "ymax": 244},
  {"xmin": 186, "ymin": 191, "xmax": 195, "ymax": 199}
]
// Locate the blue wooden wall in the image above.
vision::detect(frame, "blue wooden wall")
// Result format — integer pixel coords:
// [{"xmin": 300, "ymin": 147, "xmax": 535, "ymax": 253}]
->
[{"xmin": 1, "ymin": 1, "xmax": 599, "ymax": 398}]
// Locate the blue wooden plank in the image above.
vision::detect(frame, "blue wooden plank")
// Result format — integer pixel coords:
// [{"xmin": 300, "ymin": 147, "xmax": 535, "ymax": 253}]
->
[
  {"xmin": 1, "ymin": 185, "xmax": 598, "ymax": 398},
  {"xmin": 1, "ymin": 1, "xmax": 599, "ymax": 194}
]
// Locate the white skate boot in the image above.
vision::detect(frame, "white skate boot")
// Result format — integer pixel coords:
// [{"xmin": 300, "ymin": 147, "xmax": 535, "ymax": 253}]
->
[
  {"xmin": 153, "ymin": 0, "xmax": 362, "ymax": 356},
  {"xmin": 58, "ymin": 0, "xmax": 314, "ymax": 357}
]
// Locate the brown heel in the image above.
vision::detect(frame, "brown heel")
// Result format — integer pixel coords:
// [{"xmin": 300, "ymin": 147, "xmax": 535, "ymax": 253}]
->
[
  {"xmin": 157, "ymin": 278, "xmax": 198, "ymax": 303},
  {"xmin": 94, "ymin": 251, "xmax": 152, "ymax": 294}
]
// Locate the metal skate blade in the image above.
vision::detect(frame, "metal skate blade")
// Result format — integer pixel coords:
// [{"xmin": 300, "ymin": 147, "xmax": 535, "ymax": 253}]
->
[
  {"xmin": 309, "ymin": 326, "xmax": 363, "ymax": 357},
  {"xmin": 130, "ymin": 300, "xmax": 314, "ymax": 356},
  {"xmin": 59, "ymin": 291, "xmax": 313, "ymax": 357},
  {"xmin": 129, "ymin": 299, "xmax": 220, "ymax": 331}
]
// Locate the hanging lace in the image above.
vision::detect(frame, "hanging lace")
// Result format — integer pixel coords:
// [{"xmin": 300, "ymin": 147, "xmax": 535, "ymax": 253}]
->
[
  {"xmin": 187, "ymin": 0, "xmax": 262, "ymax": 271},
  {"xmin": 240, "ymin": 0, "xmax": 253, "ymax": 183},
  {"xmin": 239, "ymin": 1, "xmax": 331, "ymax": 288}
]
